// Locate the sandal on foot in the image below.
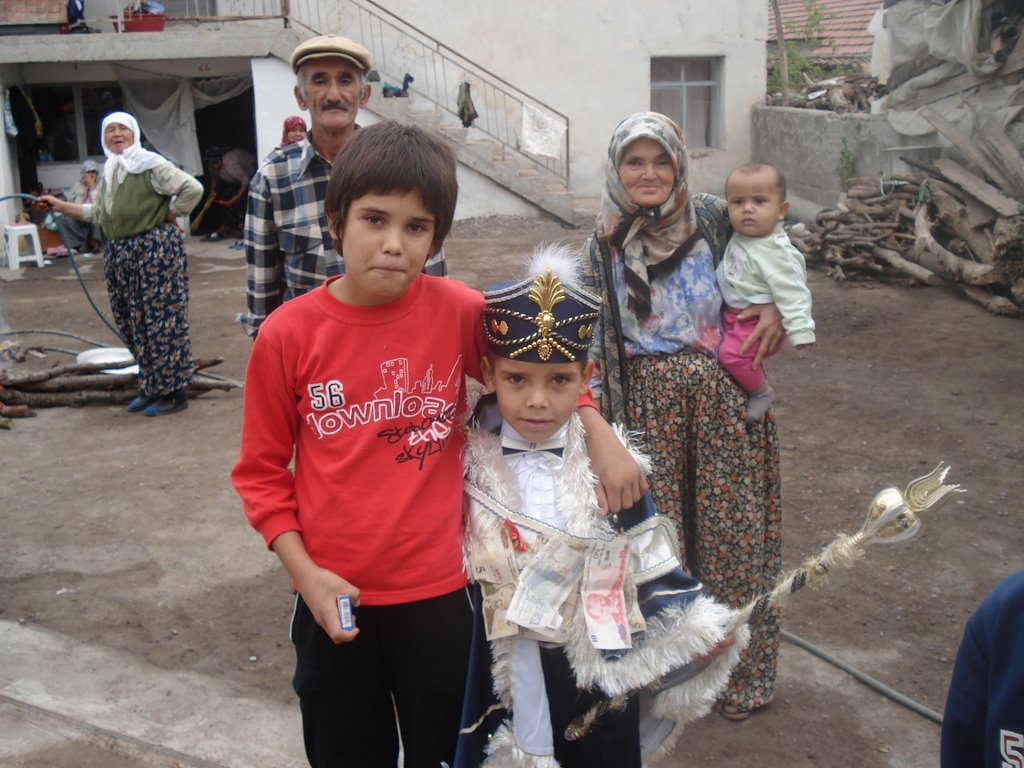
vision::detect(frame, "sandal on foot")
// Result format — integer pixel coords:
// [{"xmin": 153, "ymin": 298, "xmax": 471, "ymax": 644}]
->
[{"xmin": 716, "ymin": 701, "xmax": 752, "ymax": 721}]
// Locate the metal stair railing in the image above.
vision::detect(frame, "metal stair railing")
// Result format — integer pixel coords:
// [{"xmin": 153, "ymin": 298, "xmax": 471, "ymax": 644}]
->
[
  {"xmin": 133, "ymin": 0, "xmax": 285, "ymax": 22},
  {"xmin": 287, "ymin": 0, "xmax": 570, "ymax": 184}
]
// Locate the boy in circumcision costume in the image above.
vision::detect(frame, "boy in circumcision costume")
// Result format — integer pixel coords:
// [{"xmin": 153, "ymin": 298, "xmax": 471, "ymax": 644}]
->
[{"xmin": 456, "ymin": 244, "xmax": 748, "ymax": 768}]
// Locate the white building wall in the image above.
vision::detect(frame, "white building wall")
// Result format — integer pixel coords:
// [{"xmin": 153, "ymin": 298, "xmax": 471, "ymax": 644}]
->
[
  {"xmin": 251, "ymin": 57, "xmax": 305, "ymax": 166},
  {"xmin": 1, "ymin": 0, "xmax": 767, "ymax": 224},
  {"xmin": 372, "ymin": 0, "xmax": 767, "ymax": 197},
  {"xmin": 1, "ymin": 65, "xmax": 23, "ymax": 226},
  {"xmin": 250, "ymin": 56, "xmax": 533, "ymax": 221}
]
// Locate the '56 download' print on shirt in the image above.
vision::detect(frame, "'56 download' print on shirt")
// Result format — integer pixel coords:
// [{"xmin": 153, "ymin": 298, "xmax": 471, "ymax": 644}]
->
[{"xmin": 304, "ymin": 355, "xmax": 463, "ymax": 469}]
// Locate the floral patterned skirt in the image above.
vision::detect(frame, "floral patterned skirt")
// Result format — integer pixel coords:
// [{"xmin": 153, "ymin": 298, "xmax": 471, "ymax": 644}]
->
[
  {"xmin": 103, "ymin": 222, "xmax": 193, "ymax": 398},
  {"xmin": 626, "ymin": 347, "xmax": 782, "ymax": 712}
]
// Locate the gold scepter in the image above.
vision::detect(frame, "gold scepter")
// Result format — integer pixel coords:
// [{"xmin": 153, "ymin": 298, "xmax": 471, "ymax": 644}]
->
[
  {"xmin": 727, "ymin": 461, "xmax": 964, "ymax": 632},
  {"xmin": 565, "ymin": 462, "xmax": 965, "ymax": 741}
]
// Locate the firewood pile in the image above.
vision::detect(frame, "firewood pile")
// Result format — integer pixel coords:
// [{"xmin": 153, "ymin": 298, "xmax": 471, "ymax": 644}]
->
[
  {"xmin": 789, "ymin": 114, "xmax": 1024, "ymax": 318},
  {"xmin": 768, "ymin": 72, "xmax": 886, "ymax": 113},
  {"xmin": 0, "ymin": 340, "xmax": 241, "ymax": 427}
]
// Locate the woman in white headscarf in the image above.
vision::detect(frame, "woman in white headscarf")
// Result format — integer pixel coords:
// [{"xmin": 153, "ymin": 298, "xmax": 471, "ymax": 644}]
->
[
  {"xmin": 41, "ymin": 112, "xmax": 203, "ymax": 416},
  {"xmin": 578, "ymin": 112, "xmax": 784, "ymax": 721}
]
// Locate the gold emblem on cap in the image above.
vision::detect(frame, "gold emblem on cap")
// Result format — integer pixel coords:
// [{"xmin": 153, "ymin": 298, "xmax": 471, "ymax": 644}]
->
[
  {"xmin": 490, "ymin": 319, "xmax": 509, "ymax": 336},
  {"xmin": 528, "ymin": 269, "xmax": 565, "ymax": 362}
]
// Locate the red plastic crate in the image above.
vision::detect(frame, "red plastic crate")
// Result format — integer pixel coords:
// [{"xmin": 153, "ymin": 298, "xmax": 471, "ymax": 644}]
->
[{"xmin": 110, "ymin": 13, "xmax": 166, "ymax": 32}]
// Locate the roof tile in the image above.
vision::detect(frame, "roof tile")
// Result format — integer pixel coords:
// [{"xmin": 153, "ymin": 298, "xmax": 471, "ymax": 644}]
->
[{"xmin": 768, "ymin": 0, "xmax": 880, "ymax": 58}]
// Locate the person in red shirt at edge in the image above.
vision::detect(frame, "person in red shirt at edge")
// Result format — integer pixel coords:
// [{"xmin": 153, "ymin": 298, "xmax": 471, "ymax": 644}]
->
[{"xmin": 230, "ymin": 121, "xmax": 647, "ymax": 768}]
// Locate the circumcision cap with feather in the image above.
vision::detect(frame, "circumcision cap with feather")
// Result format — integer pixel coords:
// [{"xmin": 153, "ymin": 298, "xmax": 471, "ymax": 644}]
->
[{"xmin": 483, "ymin": 244, "xmax": 600, "ymax": 364}]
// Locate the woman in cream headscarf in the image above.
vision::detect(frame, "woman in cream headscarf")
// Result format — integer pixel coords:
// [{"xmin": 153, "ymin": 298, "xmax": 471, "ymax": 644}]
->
[
  {"xmin": 41, "ymin": 112, "xmax": 203, "ymax": 416},
  {"xmin": 54, "ymin": 159, "xmax": 104, "ymax": 254},
  {"xmin": 578, "ymin": 112, "xmax": 784, "ymax": 721}
]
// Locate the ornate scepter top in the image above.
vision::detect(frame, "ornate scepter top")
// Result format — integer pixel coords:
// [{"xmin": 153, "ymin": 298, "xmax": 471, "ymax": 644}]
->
[{"xmin": 730, "ymin": 462, "xmax": 965, "ymax": 630}]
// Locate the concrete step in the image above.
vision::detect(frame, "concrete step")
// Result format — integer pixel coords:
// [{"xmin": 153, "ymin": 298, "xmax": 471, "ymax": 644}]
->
[{"xmin": 369, "ymin": 99, "xmax": 579, "ymax": 225}]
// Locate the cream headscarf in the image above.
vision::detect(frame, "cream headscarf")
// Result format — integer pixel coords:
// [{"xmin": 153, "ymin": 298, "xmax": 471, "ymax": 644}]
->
[
  {"xmin": 100, "ymin": 111, "xmax": 166, "ymax": 188},
  {"xmin": 595, "ymin": 112, "xmax": 697, "ymax": 318}
]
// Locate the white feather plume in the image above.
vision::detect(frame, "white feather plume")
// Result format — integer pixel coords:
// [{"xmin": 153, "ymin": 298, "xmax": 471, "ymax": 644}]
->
[{"xmin": 524, "ymin": 242, "xmax": 586, "ymax": 294}]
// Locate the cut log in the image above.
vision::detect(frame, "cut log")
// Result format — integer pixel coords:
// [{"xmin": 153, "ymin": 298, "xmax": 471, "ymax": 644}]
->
[
  {"xmin": 0, "ymin": 340, "xmax": 27, "ymax": 363},
  {"xmin": 0, "ymin": 356, "xmax": 226, "ymax": 387},
  {"xmin": 992, "ymin": 215, "xmax": 1024, "ymax": 267},
  {"xmin": 930, "ymin": 187, "xmax": 995, "ymax": 263},
  {"xmin": 862, "ymin": 193, "xmax": 916, "ymax": 206},
  {"xmin": 0, "ymin": 389, "xmax": 136, "ymax": 407},
  {"xmin": 0, "ymin": 361, "xmax": 128, "ymax": 387},
  {"xmin": 0, "ymin": 404, "xmax": 35, "ymax": 417},
  {"xmin": 818, "ymin": 210, "xmax": 879, "ymax": 224},
  {"xmin": 16, "ymin": 373, "xmax": 136, "ymax": 393},
  {"xmin": 846, "ymin": 185, "xmax": 884, "ymax": 199},
  {"xmin": 845, "ymin": 200, "xmax": 893, "ymax": 217},
  {"xmin": 913, "ymin": 205, "xmax": 1003, "ymax": 285},
  {"xmin": 1011, "ymin": 277, "xmax": 1024, "ymax": 306},
  {"xmin": 872, "ymin": 246, "xmax": 942, "ymax": 284},
  {"xmin": 825, "ymin": 252, "xmax": 886, "ymax": 274},
  {"xmin": 191, "ymin": 374, "xmax": 244, "ymax": 391},
  {"xmin": 952, "ymin": 283, "xmax": 1022, "ymax": 316}
]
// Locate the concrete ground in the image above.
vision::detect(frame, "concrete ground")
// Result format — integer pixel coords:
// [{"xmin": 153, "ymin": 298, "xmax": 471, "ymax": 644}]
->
[{"xmin": 3, "ymin": 217, "xmax": 1023, "ymax": 768}]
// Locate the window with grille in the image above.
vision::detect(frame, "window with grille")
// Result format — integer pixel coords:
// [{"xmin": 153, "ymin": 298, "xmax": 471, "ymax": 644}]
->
[{"xmin": 651, "ymin": 58, "xmax": 722, "ymax": 149}]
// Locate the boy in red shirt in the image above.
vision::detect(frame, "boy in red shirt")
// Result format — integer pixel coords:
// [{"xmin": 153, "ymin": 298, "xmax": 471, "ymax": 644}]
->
[{"xmin": 231, "ymin": 121, "xmax": 645, "ymax": 768}]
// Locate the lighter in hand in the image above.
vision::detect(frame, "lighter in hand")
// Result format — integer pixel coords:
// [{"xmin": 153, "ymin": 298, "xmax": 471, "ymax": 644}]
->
[{"xmin": 337, "ymin": 595, "xmax": 354, "ymax": 631}]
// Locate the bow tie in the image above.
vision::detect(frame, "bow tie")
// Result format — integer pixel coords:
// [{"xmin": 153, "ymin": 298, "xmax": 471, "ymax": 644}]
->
[{"xmin": 501, "ymin": 434, "xmax": 565, "ymax": 458}]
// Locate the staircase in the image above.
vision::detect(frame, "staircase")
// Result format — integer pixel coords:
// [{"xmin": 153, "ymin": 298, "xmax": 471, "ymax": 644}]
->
[
  {"xmin": 371, "ymin": 97, "xmax": 582, "ymax": 225},
  {"xmin": 287, "ymin": 0, "xmax": 589, "ymax": 226}
]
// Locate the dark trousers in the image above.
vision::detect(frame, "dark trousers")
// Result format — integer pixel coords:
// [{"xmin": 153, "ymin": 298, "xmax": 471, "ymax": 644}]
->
[
  {"xmin": 539, "ymin": 646, "xmax": 641, "ymax": 768},
  {"xmin": 291, "ymin": 588, "xmax": 472, "ymax": 768},
  {"xmin": 103, "ymin": 223, "xmax": 192, "ymax": 397}
]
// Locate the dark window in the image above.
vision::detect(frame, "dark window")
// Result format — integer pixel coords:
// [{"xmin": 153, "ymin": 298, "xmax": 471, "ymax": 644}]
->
[
  {"xmin": 29, "ymin": 84, "xmax": 124, "ymax": 163},
  {"xmin": 651, "ymin": 58, "xmax": 722, "ymax": 149}
]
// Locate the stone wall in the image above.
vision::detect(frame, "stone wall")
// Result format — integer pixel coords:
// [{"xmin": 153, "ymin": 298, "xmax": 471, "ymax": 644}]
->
[{"xmin": 751, "ymin": 104, "xmax": 940, "ymax": 220}]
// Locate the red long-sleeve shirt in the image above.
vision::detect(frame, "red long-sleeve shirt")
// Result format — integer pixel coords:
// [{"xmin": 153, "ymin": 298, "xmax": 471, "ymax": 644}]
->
[{"xmin": 232, "ymin": 275, "xmax": 486, "ymax": 605}]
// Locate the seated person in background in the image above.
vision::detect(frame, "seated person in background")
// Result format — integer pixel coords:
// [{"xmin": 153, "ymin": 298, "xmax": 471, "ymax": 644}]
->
[
  {"xmin": 200, "ymin": 147, "xmax": 255, "ymax": 242},
  {"xmin": 54, "ymin": 160, "xmax": 105, "ymax": 255}
]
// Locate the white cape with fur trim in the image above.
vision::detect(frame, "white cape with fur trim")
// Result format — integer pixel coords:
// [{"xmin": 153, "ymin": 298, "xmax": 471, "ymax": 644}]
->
[{"xmin": 462, "ymin": 414, "xmax": 748, "ymax": 766}]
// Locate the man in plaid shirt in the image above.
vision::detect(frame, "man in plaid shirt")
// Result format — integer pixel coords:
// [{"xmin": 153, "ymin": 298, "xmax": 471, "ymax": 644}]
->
[{"xmin": 240, "ymin": 35, "xmax": 447, "ymax": 337}]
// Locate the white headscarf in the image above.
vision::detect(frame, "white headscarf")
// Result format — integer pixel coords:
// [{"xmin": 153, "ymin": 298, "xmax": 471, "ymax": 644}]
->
[{"xmin": 100, "ymin": 112, "xmax": 166, "ymax": 187}]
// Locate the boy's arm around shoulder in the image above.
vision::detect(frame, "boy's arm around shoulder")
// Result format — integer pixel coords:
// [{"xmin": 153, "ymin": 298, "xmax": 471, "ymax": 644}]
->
[
  {"xmin": 460, "ymin": 281, "xmax": 488, "ymax": 384},
  {"xmin": 578, "ymin": 406, "xmax": 649, "ymax": 515},
  {"xmin": 423, "ymin": 276, "xmax": 487, "ymax": 384}
]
